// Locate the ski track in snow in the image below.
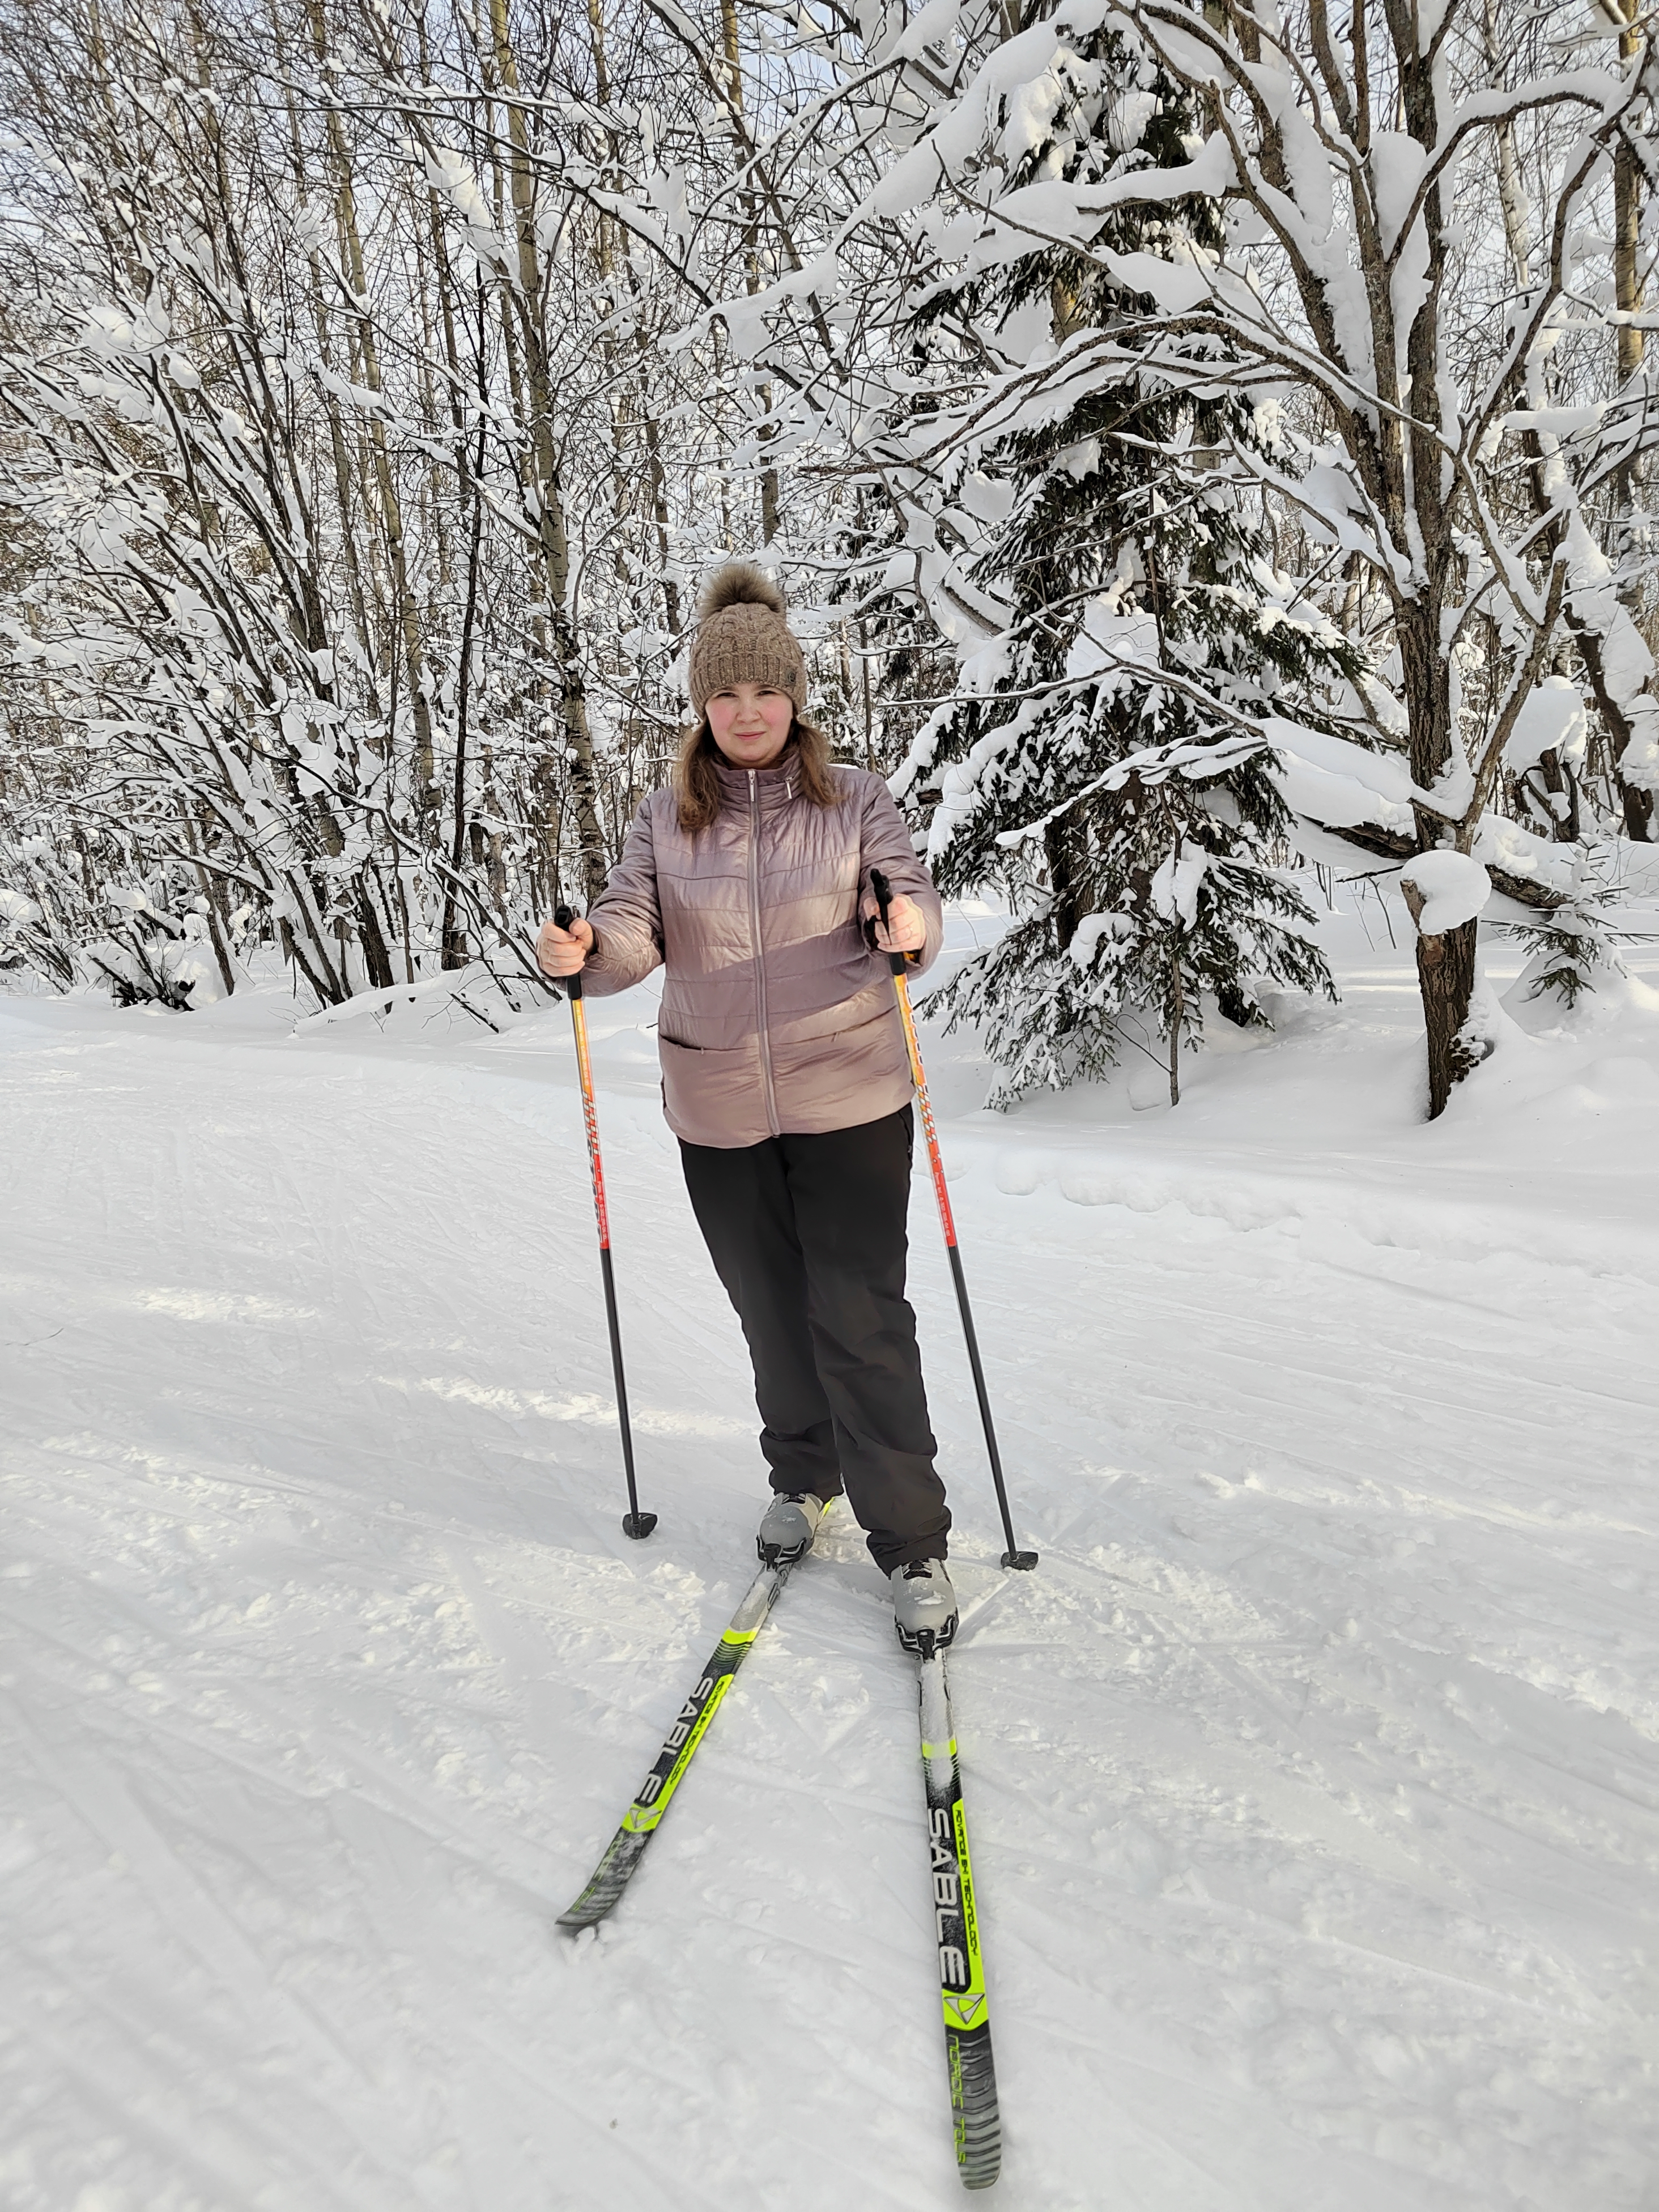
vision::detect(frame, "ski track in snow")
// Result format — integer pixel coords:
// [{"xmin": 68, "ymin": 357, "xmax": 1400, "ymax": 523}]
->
[{"xmin": 2, "ymin": 913, "xmax": 1657, "ymax": 2211}]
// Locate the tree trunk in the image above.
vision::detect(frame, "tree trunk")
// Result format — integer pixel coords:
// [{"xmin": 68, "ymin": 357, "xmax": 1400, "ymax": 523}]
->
[
  {"xmin": 1167, "ymin": 946, "xmax": 1184, "ymax": 1108},
  {"xmin": 1406, "ymin": 907, "xmax": 1480, "ymax": 1120},
  {"xmin": 1615, "ymin": 0, "xmax": 1645, "ymax": 392},
  {"xmin": 1397, "ymin": 590, "xmax": 1474, "ymax": 1116},
  {"xmin": 304, "ymin": 0, "xmax": 437, "ymax": 822},
  {"xmin": 182, "ymin": 807, "xmax": 237, "ymax": 998},
  {"xmin": 719, "ymin": 0, "xmax": 780, "ymax": 545},
  {"xmin": 356, "ymin": 883, "xmax": 396, "ymax": 988},
  {"xmin": 1612, "ymin": 0, "xmax": 1652, "ymax": 839},
  {"xmin": 1044, "ymin": 818, "xmax": 1083, "ymax": 951},
  {"xmin": 484, "ymin": 0, "xmax": 610, "ymax": 901},
  {"xmin": 1567, "ymin": 618, "xmax": 1655, "ymax": 841},
  {"xmin": 441, "ymin": 411, "xmax": 487, "ymax": 969}
]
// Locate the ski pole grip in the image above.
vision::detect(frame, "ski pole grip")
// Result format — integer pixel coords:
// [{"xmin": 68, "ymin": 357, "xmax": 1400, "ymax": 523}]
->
[
  {"xmin": 554, "ymin": 903, "xmax": 584, "ymax": 1001},
  {"xmin": 867, "ymin": 868, "xmax": 908, "ymax": 977}
]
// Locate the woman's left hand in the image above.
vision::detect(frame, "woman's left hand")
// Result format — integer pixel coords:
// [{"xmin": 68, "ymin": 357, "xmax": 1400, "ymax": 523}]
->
[{"xmin": 861, "ymin": 888, "xmax": 926, "ymax": 955}]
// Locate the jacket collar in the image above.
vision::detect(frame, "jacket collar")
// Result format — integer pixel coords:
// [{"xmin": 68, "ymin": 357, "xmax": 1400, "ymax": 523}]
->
[{"xmin": 712, "ymin": 747, "xmax": 801, "ymax": 807}]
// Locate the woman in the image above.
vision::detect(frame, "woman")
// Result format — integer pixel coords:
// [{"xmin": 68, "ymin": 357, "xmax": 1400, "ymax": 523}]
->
[{"xmin": 537, "ymin": 565, "xmax": 957, "ymax": 1649}]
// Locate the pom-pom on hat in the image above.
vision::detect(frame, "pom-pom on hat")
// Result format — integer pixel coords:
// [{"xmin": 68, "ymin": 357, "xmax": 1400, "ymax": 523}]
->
[{"xmin": 687, "ymin": 561, "xmax": 808, "ymax": 718}]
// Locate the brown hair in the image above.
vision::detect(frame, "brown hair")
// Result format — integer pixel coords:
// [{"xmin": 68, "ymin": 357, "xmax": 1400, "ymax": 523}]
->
[{"xmin": 674, "ymin": 714, "xmax": 840, "ymax": 833}]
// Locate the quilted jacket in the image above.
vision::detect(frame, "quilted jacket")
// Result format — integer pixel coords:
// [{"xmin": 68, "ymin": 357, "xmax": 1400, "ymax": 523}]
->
[{"xmin": 581, "ymin": 754, "xmax": 943, "ymax": 1148}]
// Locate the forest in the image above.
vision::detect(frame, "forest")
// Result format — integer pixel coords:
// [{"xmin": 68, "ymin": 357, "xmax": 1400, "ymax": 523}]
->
[{"xmin": 0, "ymin": 0, "xmax": 1653, "ymax": 1116}]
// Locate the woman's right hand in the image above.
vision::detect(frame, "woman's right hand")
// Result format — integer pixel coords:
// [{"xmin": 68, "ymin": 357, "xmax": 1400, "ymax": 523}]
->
[{"xmin": 537, "ymin": 914, "xmax": 594, "ymax": 978}]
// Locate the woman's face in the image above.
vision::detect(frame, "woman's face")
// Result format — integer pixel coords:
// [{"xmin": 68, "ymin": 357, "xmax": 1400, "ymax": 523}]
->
[{"xmin": 705, "ymin": 683, "xmax": 793, "ymax": 770}]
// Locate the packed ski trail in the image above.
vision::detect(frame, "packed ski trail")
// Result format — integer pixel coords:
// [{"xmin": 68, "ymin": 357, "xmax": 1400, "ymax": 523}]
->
[{"xmin": 3, "ymin": 909, "xmax": 1657, "ymax": 2211}]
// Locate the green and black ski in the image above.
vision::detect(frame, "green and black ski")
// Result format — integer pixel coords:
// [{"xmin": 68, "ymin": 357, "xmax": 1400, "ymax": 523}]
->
[
  {"xmin": 917, "ymin": 1640, "xmax": 1002, "ymax": 2190},
  {"xmin": 556, "ymin": 1550, "xmax": 801, "ymax": 1932}
]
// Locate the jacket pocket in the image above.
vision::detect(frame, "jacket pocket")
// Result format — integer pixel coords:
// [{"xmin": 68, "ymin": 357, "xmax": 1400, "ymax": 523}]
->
[
  {"xmin": 656, "ymin": 1032, "xmax": 769, "ymax": 1147},
  {"xmin": 827, "ymin": 1001, "xmax": 902, "ymax": 1048}
]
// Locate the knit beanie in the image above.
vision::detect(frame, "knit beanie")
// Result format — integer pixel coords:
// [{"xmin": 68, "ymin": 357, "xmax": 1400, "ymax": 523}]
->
[{"xmin": 687, "ymin": 563, "xmax": 808, "ymax": 718}]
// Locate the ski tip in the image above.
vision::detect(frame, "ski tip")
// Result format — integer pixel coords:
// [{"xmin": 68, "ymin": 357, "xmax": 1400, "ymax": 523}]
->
[
  {"xmin": 556, "ymin": 1831, "xmax": 650, "ymax": 1934},
  {"xmin": 623, "ymin": 1510, "xmax": 659, "ymax": 1541},
  {"xmin": 1001, "ymin": 1548, "xmax": 1038, "ymax": 1572},
  {"xmin": 556, "ymin": 1885, "xmax": 624, "ymax": 1935}
]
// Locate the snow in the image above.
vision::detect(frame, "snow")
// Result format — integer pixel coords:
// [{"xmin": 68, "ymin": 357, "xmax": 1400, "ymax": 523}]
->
[
  {"xmin": 958, "ymin": 471, "xmax": 1016, "ymax": 526},
  {"xmin": 990, "ymin": 134, "xmax": 1236, "ymax": 252},
  {"xmin": 1504, "ymin": 679, "xmax": 1589, "ymax": 776},
  {"xmin": 1263, "ymin": 730, "xmax": 1583, "ymax": 907},
  {"xmin": 1063, "ymin": 591, "xmax": 1160, "ymax": 687},
  {"xmin": 881, "ymin": 0, "xmax": 962, "ymax": 63},
  {"xmin": 858, "ymin": 24, "xmax": 1062, "ymax": 218},
  {"xmin": 0, "ymin": 885, "xmax": 42, "ymax": 928},
  {"xmin": 1471, "ymin": 814, "xmax": 1580, "ymax": 901},
  {"xmin": 1150, "ymin": 846, "xmax": 1206, "ymax": 926},
  {"xmin": 1264, "ymin": 718, "xmax": 1417, "ymax": 840},
  {"xmin": 1099, "ymin": 248, "xmax": 1213, "ymax": 315},
  {"xmin": 3, "ymin": 898, "xmax": 1658, "ymax": 2211},
  {"xmin": 1251, "ymin": 65, "xmax": 1335, "ymax": 246},
  {"xmin": 1368, "ymin": 132, "xmax": 1428, "ymax": 257},
  {"xmin": 1399, "ymin": 849, "xmax": 1492, "ymax": 934}
]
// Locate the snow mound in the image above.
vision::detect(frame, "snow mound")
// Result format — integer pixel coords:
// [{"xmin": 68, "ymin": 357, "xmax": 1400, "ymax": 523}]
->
[
  {"xmin": 1504, "ymin": 677, "xmax": 1587, "ymax": 775},
  {"xmin": 1399, "ymin": 849, "xmax": 1491, "ymax": 934}
]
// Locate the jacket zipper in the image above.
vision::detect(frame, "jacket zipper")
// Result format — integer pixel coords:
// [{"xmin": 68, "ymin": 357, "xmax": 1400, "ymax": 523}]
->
[{"xmin": 748, "ymin": 769, "xmax": 781, "ymax": 1136}]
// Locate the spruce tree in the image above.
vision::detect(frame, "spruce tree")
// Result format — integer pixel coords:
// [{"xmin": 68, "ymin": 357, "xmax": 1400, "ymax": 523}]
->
[{"xmin": 885, "ymin": 16, "xmax": 1358, "ymax": 1105}]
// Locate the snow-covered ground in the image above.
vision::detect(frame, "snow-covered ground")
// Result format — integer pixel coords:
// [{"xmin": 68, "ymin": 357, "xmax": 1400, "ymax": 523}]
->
[{"xmin": 3, "ymin": 897, "xmax": 1657, "ymax": 2212}]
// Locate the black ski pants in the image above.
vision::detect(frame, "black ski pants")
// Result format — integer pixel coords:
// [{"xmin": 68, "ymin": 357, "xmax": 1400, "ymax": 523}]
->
[{"xmin": 679, "ymin": 1106, "xmax": 950, "ymax": 1575}]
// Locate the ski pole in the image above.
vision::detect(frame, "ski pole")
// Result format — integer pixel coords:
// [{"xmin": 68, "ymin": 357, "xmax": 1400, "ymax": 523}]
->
[
  {"xmin": 868, "ymin": 869, "xmax": 1037, "ymax": 1572},
  {"xmin": 555, "ymin": 904, "xmax": 656, "ymax": 1542}
]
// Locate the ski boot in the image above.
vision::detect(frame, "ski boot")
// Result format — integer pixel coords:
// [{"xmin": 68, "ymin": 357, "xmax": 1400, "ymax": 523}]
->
[
  {"xmin": 891, "ymin": 1558, "xmax": 958, "ymax": 1653},
  {"xmin": 757, "ymin": 1491, "xmax": 828, "ymax": 1566}
]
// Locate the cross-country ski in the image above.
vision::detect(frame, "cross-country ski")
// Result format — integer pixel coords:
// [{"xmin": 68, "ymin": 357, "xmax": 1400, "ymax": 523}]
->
[
  {"xmin": 557, "ymin": 1542, "xmax": 810, "ymax": 1933},
  {"xmin": 916, "ymin": 1646, "xmax": 1002, "ymax": 2192}
]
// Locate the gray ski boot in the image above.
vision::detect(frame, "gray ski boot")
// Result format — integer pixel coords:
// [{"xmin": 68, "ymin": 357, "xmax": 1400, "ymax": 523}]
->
[
  {"xmin": 891, "ymin": 1558, "xmax": 958, "ymax": 1652},
  {"xmin": 756, "ymin": 1491, "xmax": 827, "ymax": 1566}
]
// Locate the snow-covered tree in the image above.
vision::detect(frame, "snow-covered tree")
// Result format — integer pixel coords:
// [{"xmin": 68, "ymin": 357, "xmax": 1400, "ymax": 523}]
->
[
  {"xmin": 862, "ymin": 17, "xmax": 1356, "ymax": 1101},
  {"xmin": 0, "ymin": 0, "xmax": 734, "ymax": 1005},
  {"xmin": 776, "ymin": 0, "xmax": 1659, "ymax": 1113},
  {"xmin": 970, "ymin": 0, "xmax": 1659, "ymax": 1112}
]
